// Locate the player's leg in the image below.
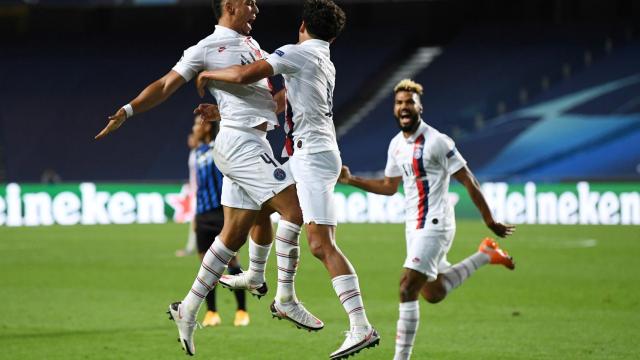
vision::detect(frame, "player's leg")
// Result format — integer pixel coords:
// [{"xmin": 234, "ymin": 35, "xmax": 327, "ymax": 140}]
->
[
  {"xmin": 195, "ymin": 211, "xmax": 221, "ymax": 327},
  {"xmin": 420, "ymin": 236, "xmax": 515, "ymax": 304},
  {"xmin": 247, "ymin": 206, "xmax": 274, "ymax": 287},
  {"xmin": 264, "ymin": 184, "xmax": 325, "ymax": 331},
  {"xmin": 168, "ymin": 205, "xmax": 257, "ymax": 355},
  {"xmin": 392, "ymin": 228, "xmax": 451, "ymax": 360},
  {"xmin": 218, "ymin": 178, "xmax": 272, "ymax": 297},
  {"xmin": 394, "ymin": 268, "xmax": 428, "ymax": 360},
  {"xmin": 262, "ymin": 186, "xmax": 304, "ymax": 303},
  {"xmin": 311, "ymin": 222, "xmax": 379, "ymax": 360},
  {"xmin": 169, "ymin": 126, "xmax": 278, "ymax": 354},
  {"xmin": 288, "ymin": 151, "xmax": 378, "ymax": 358},
  {"xmin": 211, "ymin": 126, "xmax": 322, "ymax": 330}
]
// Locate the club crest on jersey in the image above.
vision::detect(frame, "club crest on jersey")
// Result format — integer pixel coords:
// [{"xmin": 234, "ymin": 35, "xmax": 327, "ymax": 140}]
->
[
  {"xmin": 275, "ymin": 49, "xmax": 285, "ymax": 57},
  {"xmin": 413, "ymin": 145, "xmax": 424, "ymax": 159},
  {"xmin": 218, "ymin": 46, "xmax": 226, "ymax": 53},
  {"xmin": 273, "ymin": 168, "xmax": 287, "ymax": 181}
]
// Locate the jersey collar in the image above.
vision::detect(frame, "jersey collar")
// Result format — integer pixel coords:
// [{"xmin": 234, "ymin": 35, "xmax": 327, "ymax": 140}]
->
[
  {"xmin": 300, "ymin": 39, "xmax": 330, "ymax": 54},
  {"xmin": 405, "ymin": 119, "xmax": 428, "ymax": 143},
  {"xmin": 214, "ymin": 25, "xmax": 244, "ymax": 38}
]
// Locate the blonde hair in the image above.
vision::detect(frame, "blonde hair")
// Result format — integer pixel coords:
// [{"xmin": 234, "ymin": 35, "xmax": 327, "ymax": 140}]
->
[{"xmin": 394, "ymin": 79, "xmax": 423, "ymax": 95}]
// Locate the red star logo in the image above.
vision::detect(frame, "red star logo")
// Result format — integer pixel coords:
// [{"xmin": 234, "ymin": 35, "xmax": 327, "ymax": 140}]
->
[{"xmin": 165, "ymin": 184, "xmax": 195, "ymax": 223}]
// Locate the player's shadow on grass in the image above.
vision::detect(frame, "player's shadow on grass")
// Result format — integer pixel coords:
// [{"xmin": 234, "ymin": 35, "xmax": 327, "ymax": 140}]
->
[{"xmin": 0, "ymin": 326, "xmax": 164, "ymax": 340}]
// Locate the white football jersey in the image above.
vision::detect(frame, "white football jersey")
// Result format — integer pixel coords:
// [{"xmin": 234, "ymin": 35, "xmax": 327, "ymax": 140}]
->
[
  {"xmin": 173, "ymin": 25, "xmax": 278, "ymax": 130},
  {"xmin": 266, "ymin": 39, "xmax": 339, "ymax": 156},
  {"xmin": 385, "ymin": 121, "xmax": 467, "ymax": 231}
]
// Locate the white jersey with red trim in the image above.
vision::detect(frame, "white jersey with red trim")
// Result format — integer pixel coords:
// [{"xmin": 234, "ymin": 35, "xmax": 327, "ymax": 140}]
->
[
  {"xmin": 265, "ymin": 39, "xmax": 339, "ymax": 157},
  {"xmin": 384, "ymin": 121, "xmax": 467, "ymax": 231},
  {"xmin": 172, "ymin": 25, "xmax": 278, "ymax": 130}
]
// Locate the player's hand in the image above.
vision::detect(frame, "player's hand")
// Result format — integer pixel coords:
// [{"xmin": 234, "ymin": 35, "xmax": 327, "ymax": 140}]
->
[
  {"xmin": 487, "ymin": 221, "xmax": 515, "ymax": 238},
  {"xmin": 95, "ymin": 108, "xmax": 127, "ymax": 140},
  {"xmin": 196, "ymin": 71, "xmax": 212, "ymax": 98},
  {"xmin": 338, "ymin": 165, "xmax": 352, "ymax": 184},
  {"xmin": 193, "ymin": 103, "xmax": 221, "ymax": 123}
]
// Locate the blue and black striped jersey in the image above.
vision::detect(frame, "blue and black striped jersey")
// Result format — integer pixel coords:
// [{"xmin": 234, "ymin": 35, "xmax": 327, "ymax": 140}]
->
[{"xmin": 195, "ymin": 141, "xmax": 223, "ymax": 214}]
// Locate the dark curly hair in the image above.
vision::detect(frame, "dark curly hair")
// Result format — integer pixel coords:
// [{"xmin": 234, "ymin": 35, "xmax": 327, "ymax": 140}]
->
[{"xmin": 302, "ymin": 0, "xmax": 346, "ymax": 42}]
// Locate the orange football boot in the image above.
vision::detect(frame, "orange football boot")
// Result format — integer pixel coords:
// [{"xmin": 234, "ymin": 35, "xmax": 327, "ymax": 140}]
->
[{"xmin": 478, "ymin": 237, "xmax": 515, "ymax": 270}]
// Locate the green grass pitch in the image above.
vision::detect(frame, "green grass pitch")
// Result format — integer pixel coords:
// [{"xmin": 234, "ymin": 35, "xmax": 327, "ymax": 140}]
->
[{"xmin": 1, "ymin": 221, "xmax": 638, "ymax": 359}]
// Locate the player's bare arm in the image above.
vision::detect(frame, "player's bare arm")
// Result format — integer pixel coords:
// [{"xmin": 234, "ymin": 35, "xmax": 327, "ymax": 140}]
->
[
  {"xmin": 339, "ymin": 165, "xmax": 401, "ymax": 196},
  {"xmin": 95, "ymin": 70, "xmax": 186, "ymax": 140},
  {"xmin": 452, "ymin": 166, "xmax": 515, "ymax": 238},
  {"xmin": 196, "ymin": 60, "xmax": 274, "ymax": 97}
]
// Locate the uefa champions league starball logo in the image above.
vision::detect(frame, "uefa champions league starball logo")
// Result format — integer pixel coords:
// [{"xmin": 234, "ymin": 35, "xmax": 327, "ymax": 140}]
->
[{"xmin": 273, "ymin": 168, "xmax": 287, "ymax": 181}]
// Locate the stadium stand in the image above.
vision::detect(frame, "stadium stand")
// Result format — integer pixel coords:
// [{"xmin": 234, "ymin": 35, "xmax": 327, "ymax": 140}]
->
[
  {"xmin": 338, "ymin": 25, "xmax": 640, "ymax": 182},
  {"xmin": 1, "ymin": 2, "xmax": 638, "ymax": 183},
  {"xmin": 0, "ymin": 26, "xmax": 407, "ymax": 182}
]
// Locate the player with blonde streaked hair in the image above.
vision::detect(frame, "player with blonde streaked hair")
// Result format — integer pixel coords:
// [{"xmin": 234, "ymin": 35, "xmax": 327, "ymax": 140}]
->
[{"xmin": 339, "ymin": 78, "xmax": 516, "ymax": 360}]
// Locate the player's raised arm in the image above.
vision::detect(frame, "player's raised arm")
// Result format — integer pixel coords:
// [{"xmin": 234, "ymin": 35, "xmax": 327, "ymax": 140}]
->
[
  {"xmin": 338, "ymin": 165, "xmax": 401, "ymax": 196},
  {"xmin": 452, "ymin": 166, "xmax": 515, "ymax": 238},
  {"xmin": 196, "ymin": 60, "xmax": 275, "ymax": 97},
  {"xmin": 95, "ymin": 70, "xmax": 186, "ymax": 140}
]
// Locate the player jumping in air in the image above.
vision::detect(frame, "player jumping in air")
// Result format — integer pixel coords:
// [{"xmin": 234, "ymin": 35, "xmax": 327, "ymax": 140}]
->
[
  {"xmin": 338, "ymin": 79, "xmax": 516, "ymax": 360},
  {"xmin": 190, "ymin": 115, "xmax": 252, "ymax": 327},
  {"xmin": 95, "ymin": 0, "xmax": 322, "ymax": 356},
  {"xmin": 195, "ymin": 1, "xmax": 379, "ymax": 358}
]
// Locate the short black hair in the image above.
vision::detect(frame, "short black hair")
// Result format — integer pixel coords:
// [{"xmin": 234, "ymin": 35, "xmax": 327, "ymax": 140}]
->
[
  {"xmin": 212, "ymin": 0, "xmax": 225, "ymax": 20},
  {"xmin": 302, "ymin": 0, "xmax": 346, "ymax": 42}
]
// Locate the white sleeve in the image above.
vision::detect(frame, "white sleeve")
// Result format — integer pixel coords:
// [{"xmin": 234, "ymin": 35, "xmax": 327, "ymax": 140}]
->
[
  {"xmin": 172, "ymin": 42, "xmax": 206, "ymax": 82},
  {"xmin": 384, "ymin": 141, "xmax": 403, "ymax": 178},
  {"xmin": 434, "ymin": 134, "xmax": 467, "ymax": 175},
  {"xmin": 265, "ymin": 44, "xmax": 308, "ymax": 75}
]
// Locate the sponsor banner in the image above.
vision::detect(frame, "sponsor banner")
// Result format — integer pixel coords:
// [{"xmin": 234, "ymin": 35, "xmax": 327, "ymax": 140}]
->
[
  {"xmin": 0, "ymin": 183, "xmax": 193, "ymax": 227},
  {"xmin": 0, "ymin": 182, "xmax": 637, "ymax": 226}
]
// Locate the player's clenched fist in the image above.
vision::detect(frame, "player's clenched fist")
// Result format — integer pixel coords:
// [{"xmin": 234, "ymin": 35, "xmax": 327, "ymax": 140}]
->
[
  {"xmin": 338, "ymin": 165, "xmax": 352, "ymax": 184},
  {"xmin": 193, "ymin": 103, "xmax": 221, "ymax": 123}
]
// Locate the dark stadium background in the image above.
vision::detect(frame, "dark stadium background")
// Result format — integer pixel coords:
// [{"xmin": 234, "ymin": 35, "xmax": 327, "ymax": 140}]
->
[
  {"xmin": 1, "ymin": 0, "xmax": 638, "ymax": 183},
  {"xmin": 1, "ymin": 2, "xmax": 639, "ymax": 360}
]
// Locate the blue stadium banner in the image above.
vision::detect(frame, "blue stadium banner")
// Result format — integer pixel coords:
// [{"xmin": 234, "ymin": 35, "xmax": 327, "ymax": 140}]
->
[{"xmin": 0, "ymin": 182, "xmax": 638, "ymax": 226}]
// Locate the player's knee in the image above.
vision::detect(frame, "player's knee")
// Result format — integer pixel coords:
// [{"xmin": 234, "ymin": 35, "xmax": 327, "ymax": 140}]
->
[
  {"xmin": 281, "ymin": 209, "xmax": 303, "ymax": 226},
  {"xmin": 424, "ymin": 293, "xmax": 444, "ymax": 304},
  {"xmin": 399, "ymin": 283, "xmax": 420, "ymax": 303},
  {"xmin": 308, "ymin": 237, "xmax": 327, "ymax": 260},
  {"xmin": 220, "ymin": 228, "xmax": 249, "ymax": 248},
  {"xmin": 421, "ymin": 283, "xmax": 446, "ymax": 304}
]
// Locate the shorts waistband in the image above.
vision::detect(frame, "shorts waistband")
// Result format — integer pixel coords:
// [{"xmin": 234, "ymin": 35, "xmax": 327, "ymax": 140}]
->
[{"xmin": 220, "ymin": 123, "xmax": 268, "ymax": 139}]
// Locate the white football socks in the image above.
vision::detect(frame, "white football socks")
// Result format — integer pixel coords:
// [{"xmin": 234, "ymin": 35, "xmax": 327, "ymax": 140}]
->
[
  {"xmin": 182, "ymin": 237, "xmax": 235, "ymax": 322},
  {"xmin": 247, "ymin": 237, "xmax": 271, "ymax": 285},
  {"xmin": 275, "ymin": 220, "xmax": 301, "ymax": 303},
  {"xmin": 394, "ymin": 301, "xmax": 420, "ymax": 360},
  {"xmin": 332, "ymin": 274, "xmax": 370, "ymax": 328},
  {"xmin": 441, "ymin": 251, "xmax": 490, "ymax": 293}
]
